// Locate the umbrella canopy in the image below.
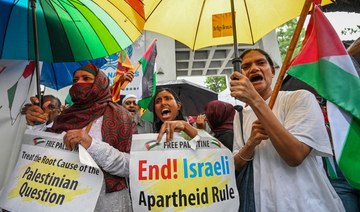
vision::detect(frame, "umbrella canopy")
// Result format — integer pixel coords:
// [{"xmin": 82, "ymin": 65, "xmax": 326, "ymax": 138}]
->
[
  {"xmin": 40, "ymin": 55, "xmax": 109, "ymax": 90},
  {"xmin": 144, "ymin": 0, "xmax": 332, "ymax": 50},
  {"xmin": 1, "ymin": 0, "xmax": 145, "ymax": 103},
  {"xmin": 0, "ymin": 0, "xmax": 144, "ymax": 62},
  {"xmin": 155, "ymin": 79, "xmax": 218, "ymax": 116}
]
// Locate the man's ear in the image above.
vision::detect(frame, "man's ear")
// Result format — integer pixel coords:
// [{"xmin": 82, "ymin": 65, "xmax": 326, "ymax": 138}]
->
[{"xmin": 271, "ymin": 66, "xmax": 275, "ymax": 76}]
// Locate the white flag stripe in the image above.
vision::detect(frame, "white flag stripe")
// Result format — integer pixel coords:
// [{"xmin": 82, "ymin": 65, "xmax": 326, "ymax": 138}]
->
[
  {"xmin": 327, "ymin": 101, "xmax": 351, "ymax": 158},
  {"xmin": 327, "ymin": 55, "xmax": 359, "ymax": 77}
]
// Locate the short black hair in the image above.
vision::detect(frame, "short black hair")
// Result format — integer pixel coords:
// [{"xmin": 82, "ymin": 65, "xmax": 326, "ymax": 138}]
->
[
  {"xmin": 240, "ymin": 48, "xmax": 274, "ymax": 67},
  {"xmin": 43, "ymin": 95, "xmax": 62, "ymax": 109}
]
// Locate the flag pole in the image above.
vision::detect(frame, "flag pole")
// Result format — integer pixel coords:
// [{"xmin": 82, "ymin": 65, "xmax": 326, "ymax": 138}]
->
[
  {"xmin": 120, "ymin": 38, "xmax": 158, "ymax": 90},
  {"xmin": 268, "ymin": 0, "xmax": 313, "ymax": 109},
  {"xmin": 30, "ymin": 0, "xmax": 42, "ymax": 105}
]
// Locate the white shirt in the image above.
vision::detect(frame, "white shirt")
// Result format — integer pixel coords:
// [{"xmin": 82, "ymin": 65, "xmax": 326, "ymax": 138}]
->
[{"xmin": 233, "ymin": 90, "xmax": 344, "ymax": 212}]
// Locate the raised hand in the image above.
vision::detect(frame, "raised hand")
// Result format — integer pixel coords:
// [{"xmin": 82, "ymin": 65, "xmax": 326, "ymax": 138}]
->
[
  {"xmin": 25, "ymin": 96, "xmax": 50, "ymax": 125},
  {"xmin": 124, "ymin": 71, "xmax": 135, "ymax": 82},
  {"xmin": 195, "ymin": 114, "xmax": 206, "ymax": 129},
  {"xmin": 248, "ymin": 120, "xmax": 268, "ymax": 147},
  {"xmin": 229, "ymin": 71, "xmax": 260, "ymax": 105}
]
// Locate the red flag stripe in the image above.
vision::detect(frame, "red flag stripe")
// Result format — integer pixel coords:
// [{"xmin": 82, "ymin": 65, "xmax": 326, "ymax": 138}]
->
[{"xmin": 290, "ymin": 6, "xmax": 347, "ymax": 67}]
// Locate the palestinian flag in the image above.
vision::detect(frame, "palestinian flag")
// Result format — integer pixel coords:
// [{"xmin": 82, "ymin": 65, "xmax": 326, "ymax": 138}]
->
[
  {"xmin": 33, "ymin": 137, "xmax": 47, "ymax": 145},
  {"xmin": 137, "ymin": 40, "xmax": 157, "ymax": 109},
  {"xmin": 144, "ymin": 140, "xmax": 159, "ymax": 151},
  {"xmin": 287, "ymin": 5, "xmax": 360, "ymax": 188},
  {"xmin": 7, "ymin": 61, "xmax": 35, "ymax": 125},
  {"xmin": 211, "ymin": 139, "xmax": 222, "ymax": 148}
]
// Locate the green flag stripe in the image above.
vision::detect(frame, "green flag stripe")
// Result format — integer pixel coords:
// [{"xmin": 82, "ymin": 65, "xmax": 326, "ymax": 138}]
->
[
  {"xmin": 137, "ymin": 57, "xmax": 149, "ymax": 109},
  {"xmin": 7, "ymin": 82, "xmax": 17, "ymax": 110},
  {"xmin": 141, "ymin": 109, "xmax": 154, "ymax": 122},
  {"xmin": 137, "ymin": 72, "xmax": 156, "ymax": 109},
  {"xmin": 139, "ymin": 58, "xmax": 148, "ymax": 73},
  {"xmin": 288, "ymin": 59, "xmax": 360, "ymax": 119},
  {"xmin": 324, "ymin": 157, "xmax": 338, "ymax": 179},
  {"xmin": 338, "ymin": 117, "xmax": 360, "ymax": 188}
]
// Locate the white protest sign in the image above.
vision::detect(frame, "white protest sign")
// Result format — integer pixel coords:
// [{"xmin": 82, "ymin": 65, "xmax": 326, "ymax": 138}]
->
[
  {"xmin": 0, "ymin": 130, "xmax": 103, "ymax": 212},
  {"xmin": 130, "ymin": 132, "xmax": 239, "ymax": 211}
]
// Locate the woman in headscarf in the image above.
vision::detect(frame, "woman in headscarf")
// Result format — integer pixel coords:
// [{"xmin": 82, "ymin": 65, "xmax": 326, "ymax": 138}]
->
[
  {"xmin": 197, "ymin": 100, "xmax": 235, "ymax": 151},
  {"xmin": 26, "ymin": 64, "xmax": 135, "ymax": 211}
]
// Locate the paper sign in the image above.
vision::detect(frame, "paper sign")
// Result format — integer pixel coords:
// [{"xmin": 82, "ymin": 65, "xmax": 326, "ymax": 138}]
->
[
  {"xmin": 212, "ymin": 12, "xmax": 234, "ymax": 38},
  {"xmin": 130, "ymin": 132, "xmax": 239, "ymax": 211},
  {"xmin": 0, "ymin": 130, "xmax": 103, "ymax": 212}
]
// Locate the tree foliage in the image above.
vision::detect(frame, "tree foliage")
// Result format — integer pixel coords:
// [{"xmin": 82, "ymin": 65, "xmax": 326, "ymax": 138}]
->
[
  {"xmin": 276, "ymin": 18, "xmax": 305, "ymax": 60},
  {"xmin": 277, "ymin": 17, "xmax": 359, "ymax": 60},
  {"xmin": 341, "ymin": 25, "xmax": 360, "ymax": 35},
  {"xmin": 204, "ymin": 76, "xmax": 226, "ymax": 93}
]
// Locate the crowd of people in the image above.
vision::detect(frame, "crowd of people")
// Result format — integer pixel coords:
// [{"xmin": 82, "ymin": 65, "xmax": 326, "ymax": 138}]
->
[{"xmin": 20, "ymin": 42, "xmax": 360, "ymax": 211}]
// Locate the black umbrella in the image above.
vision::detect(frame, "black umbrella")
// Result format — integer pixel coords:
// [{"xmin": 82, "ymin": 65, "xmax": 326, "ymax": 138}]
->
[{"xmin": 155, "ymin": 79, "xmax": 218, "ymax": 116}]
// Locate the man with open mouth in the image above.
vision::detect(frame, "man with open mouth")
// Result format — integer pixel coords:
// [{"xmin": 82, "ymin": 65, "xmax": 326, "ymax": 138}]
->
[
  {"xmin": 230, "ymin": 48, "xmax": 345, "ymax": 212},
  {"xmin": 122, "ymin": 94, "xmax": 152, "ymax": 134}
]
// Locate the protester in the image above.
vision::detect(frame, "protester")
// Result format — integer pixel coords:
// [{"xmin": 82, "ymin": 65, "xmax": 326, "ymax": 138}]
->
[
  {"xmin": 24, "ymin": 94, "xmax": 62, "ymax": 129},
  {"xmin": 153, "ymin": 88, "xmax": 198, "ymax": 143},
  {"xmin": 25, "ymin": 64, "xmax": 135, "ymax": 212},
  {"xmin": 230, "ymin": 48, "xmax": 345, "ymax": 211},
  {"xmin": 196, "ymin": 100, "xmax": 235, "ymax": 151},
  {"xmin": 122, "ymin": 94, "xmax": 152, "ymax": 133}
]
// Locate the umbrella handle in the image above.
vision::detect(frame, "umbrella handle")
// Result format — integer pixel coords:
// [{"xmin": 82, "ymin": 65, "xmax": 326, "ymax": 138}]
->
[
  {"xmin": 230, "ymin": 0, "xmax": 242, "ymax": 73},
  {"xmin": 232, "ymin": 57, "xmax": 241, "ymax": 73},
  {"xmin": 30, "ymin": 0, "xmax": 42, "ymax": 106}
]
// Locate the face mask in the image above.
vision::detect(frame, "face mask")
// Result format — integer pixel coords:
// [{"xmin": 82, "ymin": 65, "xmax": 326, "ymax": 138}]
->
[{"xmin": 69, "ymin": 83, "xmax": 93, "ymax": 104}]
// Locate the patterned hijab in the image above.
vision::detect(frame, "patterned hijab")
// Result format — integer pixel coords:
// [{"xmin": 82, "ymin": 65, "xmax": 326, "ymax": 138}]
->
[
  {"xmin": 48, "ymin": 64, "xmax": 134, "ymax": 193},
  {"xmin": 204, "ymin": 100, "xmax": 235, "ymax": 134}
]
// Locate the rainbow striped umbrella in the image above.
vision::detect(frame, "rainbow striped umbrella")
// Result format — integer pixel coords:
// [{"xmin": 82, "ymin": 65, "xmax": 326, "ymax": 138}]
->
[
  {"xmin": 0, "ymin": 0, "xmax": 144, "ymax": 102},
  {"xmin": 0, "ymin": 0, "xmax": 144, "ymax": 62}
]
